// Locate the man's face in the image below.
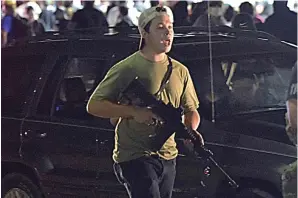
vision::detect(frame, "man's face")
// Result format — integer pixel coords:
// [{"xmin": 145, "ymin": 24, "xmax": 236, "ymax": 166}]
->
[
  {"xmin": 143, "ymin": 14, "xmax": 174, "ymax": 54},
  {"xmin": 27, "ymin": 10, "xmax": 34, "ymax": 20}
]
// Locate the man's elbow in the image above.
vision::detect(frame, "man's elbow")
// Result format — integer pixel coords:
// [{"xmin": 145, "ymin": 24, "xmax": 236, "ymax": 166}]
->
[
  {"xmin": 193, "ymin": 110, "xmax": 201, "ymax": 126},
  {"xmin": 86, "ymin": 99, "xmax": 95, "ymax": 114},
  {"xmin": 184, "ymin": 110, "xmax": 200, "ymax": 130},
  {"xmin": 86, "ymin": 99, "xmax": 105, "ymax": 117}
]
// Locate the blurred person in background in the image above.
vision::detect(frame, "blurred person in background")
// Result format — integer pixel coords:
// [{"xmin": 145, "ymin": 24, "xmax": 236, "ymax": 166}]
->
[
  {"xmin": 95, "ymin": 0, "xmax": 110, "ymax": 15},
  {"xmin": 282, "ymin": 63, "xmax": 297, "ymax": 198},
  {"xmin": 15, "ymin": 0, "xmax": 41, "ymax": 20},
  {"xmin": 55, "ymin": 5, "xmax": 69, "ymax": 31},
  {"xmin": 255, "ymin": 1, "xmax": 273, "ymax": 21},
  {"xmin": 190, "ymin": 1, "xmax": 207, "ymax": 25},
  {"xmin": 172, "ymin": 1, "xmax": 191, "ymax": 26},
  {"xmin": 106, "ymin": 1, "xmax": 118, "ymax": 16},
  {"xmin": 64, "ymin": 1, "xmax": 75, "ymax": 19},
  {"xmin": 26, "ymin": 6, "xmax": 45, "ymax": 36},
  {"xmin": 223, "ymin": 5, "xmax": 236, "ymax": 27},
  {"xmin": 239, "ymin": 1, "xmax": 264, "ymax": 24},
  {"xmin": 193, "ymin": 1, "xmax": 227, "ymax": 27},
  {"xmin": 107, "ymin": 1, "xmax": 140, "ymax": 27},
  {"xmin": 38, "ymin": 1, "xmax": 57, "ymax": 31},
  {"xmin": 55, "ymin": 1, "xmax": 72, "ymax": 31},
  {"xmin": 115, "ymin": 5, "xmax": 134, "ymax": 27},
  {"xmin": 16, "ymin": 0, "xmax": 24, "ymax": 8},
  {"xmin": 106, "ymin": 1, "xmax": 128, "ymax": 27},
  {"xmin": 134, "ymin": 0, "xmax": 147, "ymax": 13},
  {"xmin": 2, "ymin": 4, "xmax": 15, "ymax": 47},
  {"xmin": 68, "ymin": 0, "xmax": 108, "ymax": 30},
  {"xmin": 232, "ymin": 13, "xmax": 256, "ymax": 31},
  {"xmin": 262, "ymin": 0, "xmax": 297, "ymax": 45},
  {"xmin": 150, "ymin": 0, "xmax": 160, "ymax": 7},
  {"xmin": 2, "ymin": 4, "xmax": 28, "ymax": 47},
  {"xmin": 129, "ymin": 0, "xmax": 145, "ymax": 26}
]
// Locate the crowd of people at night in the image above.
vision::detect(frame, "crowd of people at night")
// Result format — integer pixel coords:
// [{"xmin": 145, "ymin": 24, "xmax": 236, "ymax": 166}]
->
[{"xmin": 1, "ymin": 0, "xmax": 297, "ymax": 47}]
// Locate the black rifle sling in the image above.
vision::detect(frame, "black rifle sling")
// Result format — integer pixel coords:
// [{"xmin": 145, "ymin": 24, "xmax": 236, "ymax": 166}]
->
[{"xmin": 155, "ymin": 56, "xmax": 173, "ymax": 98}]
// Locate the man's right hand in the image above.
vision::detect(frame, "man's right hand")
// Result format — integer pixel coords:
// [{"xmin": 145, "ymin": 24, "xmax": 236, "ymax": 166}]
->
[{"xmin": 132, "ymin": 107, "xmax": 163, "ymax": 126}]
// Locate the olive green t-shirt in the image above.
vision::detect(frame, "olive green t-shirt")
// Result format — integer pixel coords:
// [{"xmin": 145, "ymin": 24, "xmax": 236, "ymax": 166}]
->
[{"xmin": 89, "ymin": 51, "xmax": 199, "ymax": 163}]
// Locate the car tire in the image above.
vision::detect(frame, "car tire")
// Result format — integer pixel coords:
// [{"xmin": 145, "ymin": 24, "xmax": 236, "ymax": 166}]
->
[{"xmin": 2, "ymin": 173, "xmax": 43, "ymax": 198}]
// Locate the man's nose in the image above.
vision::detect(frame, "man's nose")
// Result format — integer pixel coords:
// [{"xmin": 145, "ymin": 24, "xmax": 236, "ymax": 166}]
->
[{"xmin": 165, "ymin": 28, "xmax": 171, "ymax": 35}]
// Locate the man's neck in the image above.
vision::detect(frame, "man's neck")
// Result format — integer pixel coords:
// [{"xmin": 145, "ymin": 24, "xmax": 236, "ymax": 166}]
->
[{"xmin": 140, "ymin": 47, "xmax": 166, "ymax": 62}]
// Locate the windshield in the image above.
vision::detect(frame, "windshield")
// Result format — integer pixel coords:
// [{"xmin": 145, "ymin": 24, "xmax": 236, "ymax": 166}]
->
[{"xmin": 186, "ymin": 54, "xmax": 296, "ymax": 119}]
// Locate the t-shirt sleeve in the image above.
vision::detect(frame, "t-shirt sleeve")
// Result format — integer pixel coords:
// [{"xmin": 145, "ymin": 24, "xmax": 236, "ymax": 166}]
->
[
  {"xmin": 89, "ymin": 62, "xmax": 134, "ymax": 103},
  {"xmin": 2, "ymin": 16, "xmax": 12, "ymax": 33},
  {"xmin": 180, "ymin": 68, "xmax": 200, "ymax": 113},
  {"xmin": 287, "ymin": 63, "xmax": 297, "ymax": 100}
]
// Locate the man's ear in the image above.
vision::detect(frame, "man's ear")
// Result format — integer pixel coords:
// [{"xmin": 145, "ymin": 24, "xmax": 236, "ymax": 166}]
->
[{"xmin": 140, "ymin": 29, "xmax": 148, "ymax": 38}]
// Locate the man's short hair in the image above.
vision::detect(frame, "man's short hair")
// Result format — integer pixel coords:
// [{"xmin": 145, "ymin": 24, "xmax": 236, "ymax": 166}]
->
[
  {"xmin": 239, "ymin": 2, "xmax": 254, "ymax": 16},
  {"xmin": 209, "ymin": 1, "xmax": 223, "ymax": 7},
  {"xmin": 140, "ymin": 21, "xmax": 152, "ymax": 49}
]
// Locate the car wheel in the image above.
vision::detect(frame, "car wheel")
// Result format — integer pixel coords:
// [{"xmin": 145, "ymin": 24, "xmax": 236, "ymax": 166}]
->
[
  {"xmin": 2, "ymin": 173, "xmax": 43, "ymax": 198},
  {"xmin": 235, "ymin": 187, "xmax": 279, "ymax": 198}
]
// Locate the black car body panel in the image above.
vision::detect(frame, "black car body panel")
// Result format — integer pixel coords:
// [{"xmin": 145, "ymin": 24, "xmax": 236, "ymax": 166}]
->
[{"xmin": 2, "ymin": 27, "xmax": 297, "ymax": 197}]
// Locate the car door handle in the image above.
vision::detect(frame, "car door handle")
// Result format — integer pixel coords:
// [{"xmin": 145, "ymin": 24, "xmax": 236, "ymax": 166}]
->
[
  {"xmin": 99, "ymin": 139, "xmax": 109, "ymax": 145},
  {"xmin": 24, "ymin": 130, "xmax": 47, "ymax": 138}
]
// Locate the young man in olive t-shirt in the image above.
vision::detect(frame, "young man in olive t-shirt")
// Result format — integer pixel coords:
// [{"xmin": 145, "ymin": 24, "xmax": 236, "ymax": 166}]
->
[{"xmin": 87, "ymin": 5, "xmax": 203, "ymax": 198}]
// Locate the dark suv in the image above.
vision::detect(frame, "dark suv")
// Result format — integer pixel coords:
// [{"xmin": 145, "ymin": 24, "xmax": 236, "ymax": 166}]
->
[{"xmin": 2, "ymin": 27, "xmax": 297, "ymax": 198}]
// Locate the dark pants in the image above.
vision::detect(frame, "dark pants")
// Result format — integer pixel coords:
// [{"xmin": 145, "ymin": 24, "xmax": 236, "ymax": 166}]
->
[{"xmin": 113, "ymin": 155, "xmax": 176, "ymax": 198}]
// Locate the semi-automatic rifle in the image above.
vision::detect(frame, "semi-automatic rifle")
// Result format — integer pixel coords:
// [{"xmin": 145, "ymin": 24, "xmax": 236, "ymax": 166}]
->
[{"xmin": 119, "ymin": 77, "xmax": 238, "ymax": 189}]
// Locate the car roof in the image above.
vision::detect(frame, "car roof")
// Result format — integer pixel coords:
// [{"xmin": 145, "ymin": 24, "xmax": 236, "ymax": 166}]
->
[{"xmin": 3, "ymin": 26, "xmax": 297, "ymax": 60}]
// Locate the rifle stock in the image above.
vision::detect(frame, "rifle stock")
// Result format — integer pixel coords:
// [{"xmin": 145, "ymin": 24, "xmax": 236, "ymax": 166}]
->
[{"xmin": 119, "ymin": 77, "xmax": 238, "ymax": 189}]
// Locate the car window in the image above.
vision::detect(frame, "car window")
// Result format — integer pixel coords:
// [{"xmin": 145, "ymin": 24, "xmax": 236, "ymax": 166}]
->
[
  {"xmin": 185, "ymin": 54, "xmax": 295, "ymax": 118},
  {"xmin": 54, "ymin": 58, "xmax": 108, "ymax": 120},
  {"xmin": 37, "ymin": 57, "xmax": 108, "ymax": 121},
  {"xmin": 217, "ymin": 56, "xmax": 293, "ymax": 115},
  {"xmin": 2, "ymin": 55, "xmax": 46, "ymax": 115},
  {"xmin": 36, "ymin": 56, "xmax": 68, "ymax": 115}
]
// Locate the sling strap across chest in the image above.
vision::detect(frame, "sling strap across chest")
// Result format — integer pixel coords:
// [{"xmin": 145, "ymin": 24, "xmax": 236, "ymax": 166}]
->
[{"xmin": 155, "ymin": 56, "xmax": 173, "ymax": 98}]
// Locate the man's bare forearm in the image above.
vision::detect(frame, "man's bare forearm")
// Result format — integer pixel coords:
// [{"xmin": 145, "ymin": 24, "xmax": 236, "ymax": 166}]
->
[
  {"xmin": 183, "ymin": 110, "xmax": 200, "ymax": 130},
  {"xmin": 287, "ymin": 99, "xmax": 297, "ymax": 130},
  {"xmin": 2, "ymin": 31, "xmax": 8, "ymax": 47},
  {"xmin": 87, "ymin": 99, "xmax": 136, "ymax": 119}
]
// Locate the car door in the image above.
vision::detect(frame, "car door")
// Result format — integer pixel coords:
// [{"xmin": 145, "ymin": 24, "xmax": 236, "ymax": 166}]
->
[
  {"xmin": 173, "ymin": 53, "xmax": 297, "ymax": 197},
  {"xmin": 20, "ymin": 54, "xmax": 119, "ymax": 197},
  {"xmin": 2, "ymin": 53, "xmax": 46, "ymax": 165}
]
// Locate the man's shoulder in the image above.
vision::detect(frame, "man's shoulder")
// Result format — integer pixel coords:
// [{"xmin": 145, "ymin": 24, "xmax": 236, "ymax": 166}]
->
[
  {"xmin": 111, "ymin": 52, "xmax": 138, "ymax": 69},
  {"xmin": 75, "ymin": 8, "xmax": 103, "ymax": 16},
  {"xmin": 89, "ymin": 8, "xmax": 105, "ymax": 15},
  {"xmin": 72, "ymin": 9, "xmax": 83, "ymax": 19},
  {"xmin": 170, "ymin": 57, "xmax": 189, "ymax": 73}
]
